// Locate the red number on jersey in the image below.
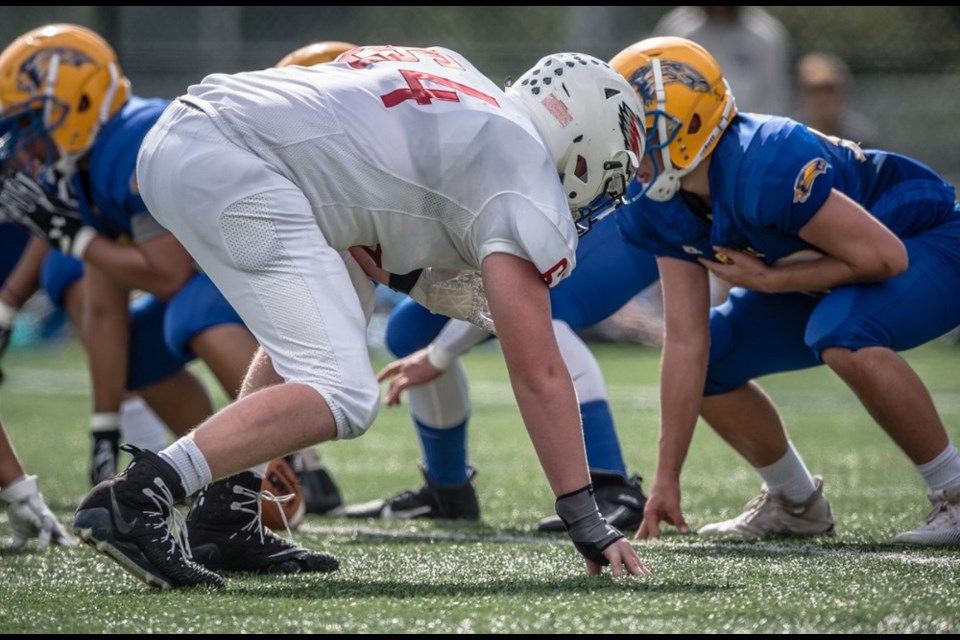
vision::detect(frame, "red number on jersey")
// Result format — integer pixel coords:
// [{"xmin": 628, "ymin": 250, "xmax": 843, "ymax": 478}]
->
[
  {"xmin": 381, "ymin": 69, "xmax": 499, "ymax": 109},
  {"xmin": 541, "ymin": 258, "xmax": 569, "ymax": 287}
]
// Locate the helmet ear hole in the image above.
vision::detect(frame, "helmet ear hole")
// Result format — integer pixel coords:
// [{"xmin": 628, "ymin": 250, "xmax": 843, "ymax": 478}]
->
[
  {"xmin": 688, "ymin": 113, "xmax": 701, "ymax": 135},
  {"xmin": 77, "ymin": 94, "xmax": 91, "ymax": 113},
  {"xmin": 574, "ymin": 155, "xmax": 588, "ymax": 181}
]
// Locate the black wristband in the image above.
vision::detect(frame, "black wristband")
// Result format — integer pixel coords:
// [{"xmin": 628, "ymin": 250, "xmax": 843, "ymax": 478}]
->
[
  {"xmin": 555, "ymin": 484, "xmax": 623, "ymax": 565},
  {"xmin": 388, "ymin": 269, "xmax": 423, "ymax": 294}
]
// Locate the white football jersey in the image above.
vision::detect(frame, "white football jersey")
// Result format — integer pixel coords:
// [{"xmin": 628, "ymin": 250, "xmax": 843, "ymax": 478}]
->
[{"xmin": 181, "ymin": 45, "xmax": 577, "ymax": 286}]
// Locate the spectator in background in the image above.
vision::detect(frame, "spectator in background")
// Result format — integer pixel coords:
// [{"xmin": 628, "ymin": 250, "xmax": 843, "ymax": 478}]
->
[
  {"xmin": 653, "ymin": 6, "xmax": 792, "ymax": 115},
  {"xmin": 793, "ymin": 52, "xmax": 879, "ymax": 149}
]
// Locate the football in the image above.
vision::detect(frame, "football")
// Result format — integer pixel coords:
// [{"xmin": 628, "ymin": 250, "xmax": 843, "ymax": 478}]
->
[{"xmin": 260, "ymin": 457, "xmax": 306, "ymax": 531}]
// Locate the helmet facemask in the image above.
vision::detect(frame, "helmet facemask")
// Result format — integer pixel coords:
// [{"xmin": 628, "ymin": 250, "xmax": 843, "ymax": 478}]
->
[{"xmin": 0, "ymin": 97, "xmax": 65, "ymax": 181}]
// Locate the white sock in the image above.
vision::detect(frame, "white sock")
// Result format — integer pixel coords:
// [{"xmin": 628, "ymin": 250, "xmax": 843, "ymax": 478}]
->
[
  {"xmin": 917, "ymin": 442, "xmax": 960, "ymax": 492},
  {"xmin": 119, "ymin": 397, "xmax": 170, "ymax": 452},
  {"xmin": 756, "ymin": 442, "xmax": 817, "ymax": 503},
  {"xmin": 159, "ymin": 437, "xmax": 213, "ymax": 496}
]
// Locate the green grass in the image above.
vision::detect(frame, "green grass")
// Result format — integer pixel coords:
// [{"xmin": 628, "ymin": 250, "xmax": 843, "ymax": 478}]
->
[{"xmin": 0, "ymin": 337, "xmax": 958, "ymax": 633}]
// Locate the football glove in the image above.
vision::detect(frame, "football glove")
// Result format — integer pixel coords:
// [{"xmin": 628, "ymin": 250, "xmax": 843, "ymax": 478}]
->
[
  {"xmin": 408, "ymin": 268, "xmax": 496, "ymax": 334},
  {"xmin": 0, "ymin": 474, "xmax": 77, "ymax": 548},
  {"xmin": 0, "ymin": 173, "xmax": 96, "ymax": 258},
  {"xmin": 555, "ymin": 484, "xmax": 623, "ymax": 565}
]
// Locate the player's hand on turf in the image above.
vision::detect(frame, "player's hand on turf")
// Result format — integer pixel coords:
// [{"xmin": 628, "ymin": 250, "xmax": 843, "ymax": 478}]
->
[
  {"xmin": 0, "ymin": 475, "xmax": 77, "ymax": 548},
  {"xmin": 636, "ymin": 478, "xmax": 689, "ymax": 540},
  {"xmin": 556, "ymin": 485, "xmax": 650, "ymax": 576},
  {"xmin": 587, "ymin": 536, "xmax": 651, "ymax": 576},
  {"xmin": 376, "ymin": 347, "xmax": 444, "ymax": 406}
]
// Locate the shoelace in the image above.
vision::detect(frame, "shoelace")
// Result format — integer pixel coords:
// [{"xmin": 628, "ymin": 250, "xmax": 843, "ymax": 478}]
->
[
  {"xmin": 740, "ymin": 491, "xmax": 773, "ymax": 520},
  {"xmin": 924, "ymin": 497, "xmax": 960, "ymax": 526},
  {"xmin": 230, "ymin": 483, "xmax": 296, "ymax": 541},
  {"xmin": 142, "ymin": 477, "xmax": 193, "ymax": 560}
]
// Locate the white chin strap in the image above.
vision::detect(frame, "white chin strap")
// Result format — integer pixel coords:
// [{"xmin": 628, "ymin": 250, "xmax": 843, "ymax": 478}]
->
[{"xmin": 643, "ymin": 60, "xmax": 736, "ymax": 203}]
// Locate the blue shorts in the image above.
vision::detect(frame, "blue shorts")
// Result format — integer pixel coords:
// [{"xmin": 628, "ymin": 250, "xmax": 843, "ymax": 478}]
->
[
  {"xmin": 39, "ymin": 251, "xmax": 84, "ymax": 307},
  {"xmin": 128, "ymin": 294, "xmax": 196, "ymax": 390},
  {"xmin": 705, "ymin": 213, "xmax": 960, "ymax": 395},
  {"xmin": 163, "ymin": 272, "xmax": 245, "ymax": 360}
]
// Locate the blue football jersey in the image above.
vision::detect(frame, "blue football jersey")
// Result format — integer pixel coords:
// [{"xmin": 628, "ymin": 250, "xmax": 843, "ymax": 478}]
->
[
  {"xmin": 72, "ymin": 96, "xmax": 170, "ymax": 240},
  {"xmin": 620, "ymin": 113, "xmax": 957, "ymax": 265}
]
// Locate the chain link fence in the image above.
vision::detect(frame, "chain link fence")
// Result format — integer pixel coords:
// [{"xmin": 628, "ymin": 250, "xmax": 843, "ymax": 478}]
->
[{"xmin": 1, "ymin": 6, "xmax": 958, "ymax": 181}]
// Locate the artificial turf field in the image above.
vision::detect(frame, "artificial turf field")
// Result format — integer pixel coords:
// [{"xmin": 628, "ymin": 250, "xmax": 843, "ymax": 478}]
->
[{"xmin": 0, "ymin": 336, "xmax": 958, "ymax": 633}]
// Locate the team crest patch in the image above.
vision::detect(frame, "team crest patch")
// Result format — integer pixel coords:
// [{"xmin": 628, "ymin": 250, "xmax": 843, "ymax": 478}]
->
[
  {"xmin": 18, "ymin": 47, "xmax": 94, "ymax": 93},
  {"xmin": 793, "ymin": 158, "xmax": 829, "ymax": 204},
  {"xmin": 541, "ymin": 93, "xmax": 572, "ymax": 127},
  {"xmin": 628, "ymin": 60, "xmax": 710, "ymax": 106}
]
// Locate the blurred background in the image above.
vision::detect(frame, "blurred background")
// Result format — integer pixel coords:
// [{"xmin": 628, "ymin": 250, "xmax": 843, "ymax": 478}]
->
[{"xmin": 1, "ymin": 6, "xmax": 958, "ymax": 185}]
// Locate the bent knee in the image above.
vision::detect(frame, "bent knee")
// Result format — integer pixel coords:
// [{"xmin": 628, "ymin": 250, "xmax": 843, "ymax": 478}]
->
[
  {"xmin": 820, "ymin": 346, "xmax": 848, "ymax": 364},
  {"xmin": 319, "ymin": 376, "xmax": 381, "ymax": 440},
  {"xmin": 820, "ymin": 345, "xmax": 875, "ymax": 378}
]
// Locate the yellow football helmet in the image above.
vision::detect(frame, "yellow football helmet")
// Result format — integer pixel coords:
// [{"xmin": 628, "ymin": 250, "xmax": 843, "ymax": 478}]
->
[
  {"xmin": 610, "ymin": 36, "xmax": 736, "ymax": 202},
  {"xmin": 275, "ymin": 41, "xmax": 356, "ymax": 68},
  {"xmin": 0, "ymin": 24, "xmax": 130, "ymax": 173}
]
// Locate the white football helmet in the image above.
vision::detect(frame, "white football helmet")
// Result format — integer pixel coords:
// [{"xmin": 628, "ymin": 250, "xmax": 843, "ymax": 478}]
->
[{"xmin": 506, "ymin": 53, "xmax": 645, "ymax": 234}]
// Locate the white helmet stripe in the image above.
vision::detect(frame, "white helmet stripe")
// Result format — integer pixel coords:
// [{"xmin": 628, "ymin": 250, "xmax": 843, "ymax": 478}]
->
[
  {"xmin": 43, "ymin": 53, "xmax": 60, "ymax": 130},
  {"xmin": 100, "ymin": 61, "xmax": 121, "ymax": 125},
  {"xmin": 652, "ymin": 58, "xmax": 675, "ymax": 177}
]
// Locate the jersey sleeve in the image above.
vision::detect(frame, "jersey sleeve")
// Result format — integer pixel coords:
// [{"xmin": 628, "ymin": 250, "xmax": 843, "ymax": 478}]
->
[
  {"xmin": 471, "ymin": 192, "xmax": 577, "ymax": 288},
  {"xmin": 739, "ymin": 122, "xmax": 835, "ymax": 235},
  {"xmin": 617, "ymin": 197, "xmax": 707, "ymax": 263}
]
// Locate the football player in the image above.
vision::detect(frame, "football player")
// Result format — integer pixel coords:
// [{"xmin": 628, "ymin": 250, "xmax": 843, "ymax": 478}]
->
[
  {"xmin": 0, "ymin": 232, "xmax": 205, "ymax": 470},
  {"xmin": 348, "ymin": 206, "xmax": 658, "ymax": 533},
  {"xmin": 0, "ymin": 414, "xmax": 76, "ymax": 548},
  {"xmin": 0, "ymin": 24, "xmax": 337, "ymax": 579},
  {"xmin": 610, "ymin": 37, "xmax": 960, "ymax": 546},
  {"xmin": 73, "ymin": 44, "xmax": 650, "ymax": 588}
]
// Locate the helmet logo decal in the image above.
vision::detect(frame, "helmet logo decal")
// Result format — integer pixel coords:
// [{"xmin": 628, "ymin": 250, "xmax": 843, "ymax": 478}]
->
[
  {"xmin": 541, "ymin": 93, "xmax": 572, "ymax": 127},
  {"xmin": 628, "ymin": 60, "xmax": 710, "ymax": 106},
  {"xmin": 793, "ymin": 158, "xmax": 829, "ymax": 204},
  {"xmin": 618, "ymin": 102, "xmax": 643, "ymax": 158},
  {"xmin": 18, "ymin": 48, "xmax": 94, "ymax": 93}
]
